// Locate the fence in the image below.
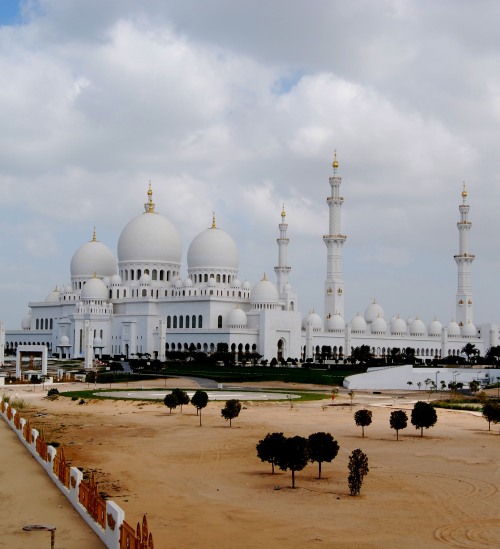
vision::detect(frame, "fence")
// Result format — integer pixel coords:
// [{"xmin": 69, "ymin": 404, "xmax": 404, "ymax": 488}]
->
[{"xmin": 0, "ymin": 398, "xmax": 154, "ymax": 549}]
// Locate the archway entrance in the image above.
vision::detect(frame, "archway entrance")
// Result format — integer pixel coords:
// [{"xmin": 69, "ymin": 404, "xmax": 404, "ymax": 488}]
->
[{"xmin": 277, "ymin": 339, "xmax": 286, "ymax": 362}]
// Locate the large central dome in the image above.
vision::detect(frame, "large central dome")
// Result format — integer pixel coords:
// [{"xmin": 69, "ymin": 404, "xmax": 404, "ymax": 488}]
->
[{"xmin": 117, "ymin": 186, "xmax": 182, "ymax": 265}]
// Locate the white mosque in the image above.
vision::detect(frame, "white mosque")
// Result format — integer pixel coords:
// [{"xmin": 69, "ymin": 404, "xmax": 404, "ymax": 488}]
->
[{"xmin": 2, "ymin": 155, "xmax": 498, "ymax": 367}]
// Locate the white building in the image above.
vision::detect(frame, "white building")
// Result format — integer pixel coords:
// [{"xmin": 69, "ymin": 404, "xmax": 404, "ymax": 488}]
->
[{"xmin": 3, "ymin": 156, "xmax": 499, "ymax": 365}]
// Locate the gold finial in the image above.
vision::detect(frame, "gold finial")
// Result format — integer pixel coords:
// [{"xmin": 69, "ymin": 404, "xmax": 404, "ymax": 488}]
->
[
  {"xmin": 211, "ymin": 212, "xmax": 217, "ymax": 229},
  {"xmin": 281, "ymin": 203, "xmax": 286, "ymax": 219},
  {"xmin": 91, "ymin": 226, "xmax": 96, "ymax": 242},
  {"xmin": 145, "ymin": 181, "xmax": 155, "ymax": 213},
  {"xmin": 462, "ymin": 181, "xmax": 467, "ymax": 199},
  {"xmin": 93, "ymin": 272, "xmax": 97, "ymax": 278},
  {"xmin": 332, "ymin": 149, "xmax": 339, "ymax": 171}
]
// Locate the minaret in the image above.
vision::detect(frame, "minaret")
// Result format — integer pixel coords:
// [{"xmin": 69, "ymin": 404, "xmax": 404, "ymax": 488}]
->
[
  {"xmin": 274, "ymin": 204, "xmax": 291, "ymax": 294},
  {"xmin": 454, "ymin": 183, "xmax": 475, "ymax": 326},
  {"xmin": 323, "ymin": 151, "xmax": 346, "ymax": 321}
]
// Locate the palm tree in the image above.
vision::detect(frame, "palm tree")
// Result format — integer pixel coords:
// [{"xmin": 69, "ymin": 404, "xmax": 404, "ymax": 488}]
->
[
  {"xmin": 461, "ymin": 343, "xmax": 477, "ymax": 364},
  {"xmin": 407, "ymin": 381, "xmax": 413, "ymax": 390}
]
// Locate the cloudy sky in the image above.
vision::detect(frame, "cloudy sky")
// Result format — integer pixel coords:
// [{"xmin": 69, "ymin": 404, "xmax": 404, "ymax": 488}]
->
[{"xmin": 1, "ymin": 0, "xmax": 500, "ymax": 329}]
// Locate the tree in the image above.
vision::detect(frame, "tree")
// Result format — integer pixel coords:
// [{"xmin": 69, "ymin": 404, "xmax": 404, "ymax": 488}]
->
[
  {"xmin": 276, "ymin": 436, "xmax": 309, "ymax": 488},
  {"xmin": 354, "ymin": 409, "xmax": 372, "ymax": 437},
  {"xmin": 171, "ymin": 388, "xmax": 190, "ymax": 413},
  {"xmin": 411, "ymin": 401, "xmax": 438, "ymax": 437},
  {"xmin": 348, "ymin": 449, "xmax": 369, "ymax": 496},
  {"xmin": 469, "ymin": 380, "xmax": 480, "ymax": 395},
  {"xmin": 461, "ymin": 343, "xmax": 478, "ymax": 363},
  {"xmin": 417, "ymin": 381, "xmax": 422, "ymax": 391},
  {"xmin": 389, "ymin": 410, "xmax": 408, "ymax": 440},
  {"xmin": 407, "ymin": 381, "xmax": 413, "ymax": 390},
  {"xmin": 348, "ymin": 390, "xmax": 355, "ymax": 407},
  {"xmin": 308, "ymin": 432, "xmax": 339, "ymax": 479},
  {"xmin": 221, "ymin": 399, "xmax": 241, "ymax": 427},
  {"xmin": 351, "ymin": 345, "xmax": 373, "ymax": 365},
  {"xmin": 482, "ymin": 402, "xmax": 500, "ymax": 431},
  {"xmin": 163, "ymin": 393, "xmax": 178, "ymax": 414},
  {"xmin": 191, "ymin": 390, "xmax": 209, "ymax": 426},
  {"xmin": 256, "ymin": 432, "xmax": 286, "ymax": 474}
]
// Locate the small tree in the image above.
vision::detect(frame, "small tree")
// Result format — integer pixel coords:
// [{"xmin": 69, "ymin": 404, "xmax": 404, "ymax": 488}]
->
[
  {"xmin": 276, "ymin": 436, "xmax": 309, "ymax": 488},
  {"xmin": 389, "ymin": 410, "xmax": 408, "ymax": 440},
  {"xmin": 171, "ymin": 388, "xmax": 190, "ymax": 413},
  {"xmin": 348, "ymin": 449, "xmax": 369, "ymax": 496},
  {"xmin": 221, "ymin": 399, "xmax": 241, "ymax": 427},
  {"xmin": 354, "ymin": 409, "xmax": 372, "ymax": 437},
  {"xmin": 164, "ymin": 393, "xmax": 178, "ymax": 414},
  {"xmin": 407, "ymin": 381, "xmax": 413, "ymax": 390},
  {"xmin": 256, "ymin": 432, "xmax": 286, "ymax": 474},
  {"xmin": 191, "ymin": 390, "xmax": 209, "ymax": 426},
  {"xmin": 308, "ymin": 432, "xmax": 339, "ymax": 479},
  {"xmin": 348, "ymin": 390, "xmax": 355, "ymax": 407},
  {"xmin": 482, "ymin": 402, "xmax": 500, "ymax": 431},
  {"xmin": 468, "ymin": 380, "xmax": 480, "ymax": 395},
  {"xmin": 411, "ymin": 401, "xmax": 438, "ymax": 437}
]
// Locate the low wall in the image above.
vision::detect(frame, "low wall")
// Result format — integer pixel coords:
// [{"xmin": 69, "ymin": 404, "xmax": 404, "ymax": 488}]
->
[{"xmin": 0, "ymin": 399, "xmax": 153, "ymax": 549}]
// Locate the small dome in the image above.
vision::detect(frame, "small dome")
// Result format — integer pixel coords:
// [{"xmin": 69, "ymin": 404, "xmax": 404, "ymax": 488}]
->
[
  {"xmin": 70, "ymin": 238, "xmax": 117, "ymax": 279},
  {"xmin": 242, "ymin": 280, "xmax": 251, "ymax": 290},
  {"xmin": 184, "ymin": 277, "xmax": 193, "ymax": 287},
  {"xmin": 364, "ymin": 299, "xmax": 384, "ymax": 323},
  {"xmin": 59, "ymin": 335, "xmax": 70, "ymax": 346},
  {"xmin": 391, "ymin": 316, "xmax": 407, "ymax": 335},
  {"xmin": 140, "ymin": 273, "xmax": 151, "ymax": 285},
  {"xmin": 187, "ymin": 223, "xmax": 239, "ymax": 272},
  {"xmin": 428, "ymin": 319, "xmax": 442, "ymax": 336},
  {"xmin": 447, "ymin": 320, "xmax": 460, "ymax": 336},
  {"xmin": 371, "ymin": 316, "xmax": 387, "ymax": 334},
  {"xmin": 81, "ymin": 277, "xmax": 108, "ymax": 300},
  {"xmin": 351, "ymin": 314, "xmax": 367, "ymax": 333},
  {"xmin": 228, "ymin": 307, "xmax": 247, "ymax": 327},
  {"xmin": 326, "ymin": 314, "xmax": 345, "ymax": 332},
  {"xmin": 21, "ymin": 312, "xmax": 31, "ymax": 330},
  {"xmin": 231, "ymin": 278, "xmax": 241, "ymax": 288},
  {"xmin": 302, "ymin": 311, "xmax": 323, "ymax": 331},
  {"xmin": 410, "ymin": 317, "xmax": 426, "ymax": 336},
  {"xmin": 110, "ymin": 274, "xmax": 122, "ymax": 286},
  {"xmin": 251, "ymin": 276, "xmax": 279, "ymax": 304},
  {"xmin": 461, "ymin": 322, "xmax": 476, "ymax": 337},
  {"xmin": 46, "ymin": 288, "xmax": 60, "ymax": 303}
]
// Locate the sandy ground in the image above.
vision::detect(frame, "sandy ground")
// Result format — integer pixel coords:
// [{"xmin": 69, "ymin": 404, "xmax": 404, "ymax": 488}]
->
[{"xmin": 2, "ymin": 379, "xmax": 499, "ymax": 549}]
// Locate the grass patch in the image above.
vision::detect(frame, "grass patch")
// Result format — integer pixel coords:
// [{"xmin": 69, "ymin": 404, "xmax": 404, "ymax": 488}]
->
[{"xmin": 432, "ymin": 400, "xmax": 482, "ymax": 411}]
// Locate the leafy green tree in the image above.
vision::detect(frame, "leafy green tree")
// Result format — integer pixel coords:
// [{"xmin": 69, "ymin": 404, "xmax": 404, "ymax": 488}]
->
[
  {"xmin": 308, "ymin": 432, "xmax": 339, "ymax": 479},
  {"xmin": 411, "ymin": 401, "xmax": 438, "ymax": 437},
  {"xmin": 482, "ymin": 402, "xmax": 500, "ymax": 431},
  {"xmin": 390, "ymin": 410, "xmax": 408, "ymax": 440},
  {"xmin": 256, "ymin": 432, "xmax": 285, "ymax": 474},
  {"xmin": 191, "ymin": 390, "xmax": 209, "ymax": 426},
  {"xmin": 468, "ymin": 380, "xmax": 480, "ymax": 394},
  {"xmin": 164, "ymin": 393, "xmax": 178, "ymax": 414},
  {"xmin": 407, "ymin": 381, "xmax": 413, "ymax": 390},
  {"xmin": 221, "ymin": 399, "xmax": 242, "ymax": 427},
  {"xmin": 276, "ymin": 436, "xmax": 309, "ymax": 488},
  {"xmin": 171, "ymin": 388, "xmax": 190, "ymax": 413},
  {"xmin": 348, "ymin": 449, "xmax": 369, "ymax": 496},
  {"xmin": 354, "ymin": 409, "xmax": 372, "ymax": 437},
  {"xmin": 351, "ymin": 345, "xmax": 373, "ymax": 365}
]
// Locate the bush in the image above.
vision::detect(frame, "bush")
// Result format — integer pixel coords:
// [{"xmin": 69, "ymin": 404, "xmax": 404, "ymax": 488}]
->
[{"xmin": 47, "ymin": 388, "xmax": 60, "ymax": 397}]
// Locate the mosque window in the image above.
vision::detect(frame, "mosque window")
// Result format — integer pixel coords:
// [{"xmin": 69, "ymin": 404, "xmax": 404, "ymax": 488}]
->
[
  {"xmin": 131, "ymin": 271, "xmax": 134, "ymax": 281},
  {"xmin": 45, "ymin": 319, "xmax": 48, "ymax": 329},
  {"xmin": 204, "ymin": 274, "xmax": 208, "ymax": 283},
  {"xmin": 50, "ymin": 319, "xmax": 53, "ymax": 329},
  {"xmin": 290, "ymin": 302, "xmax": 294, "ymax": 311},
  {"xmin": 144, "ymin": 269, "xmax": 149, "ymax": 275},
  {"xmin": 238, "ymin": 343, "xmax": 243, "ymax": 352},
  {"xmin": 177, "ymin": 343, "xmax": 182, "ymax": 350},
  {"xmin": 217, "ymin": 274, "xmax": 221, "ymax": 283},
  {"xmin": 137, "ymin": 269, "xmax": 142, "ymax": 279},
  {"xmin": 238, "ymin": 291, "xmax": 241, "ymax": 298},
  {"xmin": 179, "ymin": 317, "xmax": 184, "ymax": 329},
  {"xmin": 160, "ymin": 270, "xmax": 164, "ymax": 281},
  {"xmin": 186, "ymin": 316, "xmax": 190, "ymax": 328},
  {"xmin": 198, "ymin": 315, "xmax": 203, "ymax": 329},
  {"xmin": 167, "ymin": 317, "xmax": 171, "ymax": 329},
  {"xmin": 210, "ymin": 291, "xmax": 213, "ymax": 296},
  {"xmin": 252, "ymin": 344, "xmax": 257, "ymax": 351},
  {"xmin": 173, "ymin": 316, "xmax": 177, "ymax": 329},
  {"xmin": 123, "ymin": 290, "xmax": 126, "ymax": 298},
  {"xmin": 218, "ymin": 315, "xmax": 223, "ymax": 329},
  {"xmin": 231, "ymin": 343, "xmax": 236, "ymax": 351},
  {"xmin": 109, "ymin": 290, "xmax": 112, "ymax": 298},
  {"xmin": 245, "ymin": 344, "xmax": 250, "ymax": 352},
  {"xmin": 36, "ymin": 319, "xmax": 39, "ymax": 329},
  {"xmin": 142, "ymin": 289, "xmax": 147, "ymax": 297},
  {"xmin": 192, "ymin": 315, "xmax": 196, "ymax": 329}
]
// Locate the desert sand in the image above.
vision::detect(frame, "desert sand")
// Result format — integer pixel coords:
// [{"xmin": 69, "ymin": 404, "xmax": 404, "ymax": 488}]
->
[{"xmin": 1, "ymin": 379, "xmax": 499, "ymax": 549}]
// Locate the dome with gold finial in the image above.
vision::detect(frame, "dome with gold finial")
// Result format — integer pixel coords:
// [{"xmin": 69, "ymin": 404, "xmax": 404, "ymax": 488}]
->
[
  {"xmin": 250, "ymin": 274, "xmax": 279, "ymax": 306},
  {"xmin": 117, "ymin": 185, "xmax": 182, "ymax": 266},
  {"xmin": 187, "ymin": 214, "xmax": 239, "ymax": 277},
  {"xmin": 70, "ymin": 229, "xmax": 117, "ymax": 280}
]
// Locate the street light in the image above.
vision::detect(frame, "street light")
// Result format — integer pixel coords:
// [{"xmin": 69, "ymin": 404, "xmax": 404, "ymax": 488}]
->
[{"xmin": 435, "ymin": 370, "xmax": 440, "ymax": 387}]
